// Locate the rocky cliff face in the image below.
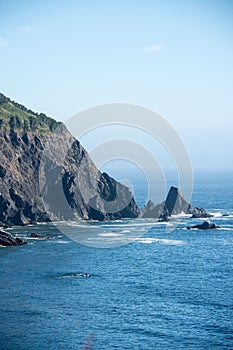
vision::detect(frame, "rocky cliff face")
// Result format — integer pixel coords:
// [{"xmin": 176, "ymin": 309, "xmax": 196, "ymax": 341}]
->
[
  {"xmin": 0, "ymin": 93, "xmax": 139, "ymax": 226},
  {"xmin": 0, "ymin": 93, "xmax": 210, "ymax": 227}
]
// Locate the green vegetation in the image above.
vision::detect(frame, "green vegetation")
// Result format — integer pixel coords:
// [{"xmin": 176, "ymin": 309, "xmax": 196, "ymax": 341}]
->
[{"xmin": 0, "ymin": 92, "xmax": 62, "ymax": 133}]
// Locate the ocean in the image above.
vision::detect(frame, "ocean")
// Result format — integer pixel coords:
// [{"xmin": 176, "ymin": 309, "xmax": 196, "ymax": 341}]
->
[{"xmin": 0, "ymin": 172, "xmax": 233, "ymax": 349}]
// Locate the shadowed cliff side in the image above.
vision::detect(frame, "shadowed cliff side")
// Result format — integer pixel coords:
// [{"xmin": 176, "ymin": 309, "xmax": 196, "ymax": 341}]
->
[{"xmin": 0, "ymin": 93, "xmax": 139, "ymax": 226}]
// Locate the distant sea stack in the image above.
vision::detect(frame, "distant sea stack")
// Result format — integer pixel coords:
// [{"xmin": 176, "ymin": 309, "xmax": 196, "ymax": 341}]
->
[
  {"xmin": 141, "ymin": 186, "xmax": 211, "ymax": 220},
  {"xmin": 0, "ymin": 93, "xmax": 139, "ymax": 226}
]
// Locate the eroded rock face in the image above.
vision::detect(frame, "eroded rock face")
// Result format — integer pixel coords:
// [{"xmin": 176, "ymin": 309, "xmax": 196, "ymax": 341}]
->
[
  {"xmin": 141, "ymin": 186, "xmax": 211, "ymax": 219},
  {"xmin": 0, "ymin": 129, "xmax": 139, "ymax": 226},
  {"xmin": 0, "ymin": 229, "xmax": 27, "ymax": 246},
  {"xmin": 140, "ymin": 200, "xmax": 164, "ymax": 219},
  {"xmin": 164, "ymin": 187, "xmax": 190, "ymax": 215}
]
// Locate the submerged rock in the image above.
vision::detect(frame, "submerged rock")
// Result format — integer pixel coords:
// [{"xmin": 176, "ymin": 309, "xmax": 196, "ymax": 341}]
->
[
  {"xmin": 0, "ymin": 229, "xmax": 27, "ymax": 246},
  {"xmin": 30, "ymin": 233, "xmax": 53, "ymax": 239},
  {"xmin": 187, "ymin": 221, "xmax": 220, "ymax": 230}
]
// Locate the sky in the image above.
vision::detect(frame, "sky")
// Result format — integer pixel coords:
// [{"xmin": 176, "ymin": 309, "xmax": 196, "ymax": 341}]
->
[{"xmin": 0, "ymin": 0, "xmax": 233, "ymax": 174}]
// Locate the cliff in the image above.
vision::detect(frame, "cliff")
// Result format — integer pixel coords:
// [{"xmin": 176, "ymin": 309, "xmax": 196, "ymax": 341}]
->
[
  {"xmin": 0, "ymin": 93, "xmax": 210, "ymax": 227},
  {"xmin": 0, "ymin": 93, "xmax": 139, "ymax": 226}
]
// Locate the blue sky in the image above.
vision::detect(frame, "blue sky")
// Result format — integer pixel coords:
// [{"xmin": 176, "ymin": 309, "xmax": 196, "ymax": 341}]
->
[{"xmin": 0, "ymin": 0, "xmax": 233, "ymax": 172}]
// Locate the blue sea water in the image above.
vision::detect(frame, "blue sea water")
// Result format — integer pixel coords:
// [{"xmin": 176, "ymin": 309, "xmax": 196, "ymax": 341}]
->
[{"xmin": 0, "ymin": 172, "xmax": 233, "ymax": 349}]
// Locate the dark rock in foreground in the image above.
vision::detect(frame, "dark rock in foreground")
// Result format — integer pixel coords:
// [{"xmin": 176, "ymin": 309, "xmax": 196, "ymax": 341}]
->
[
  {"xmin": 187, "ymin": 221, "xmax": 220, "ymax": 230},
  {"xmin": 141, "ymin": 186, "xmax": 211, "ymax": 219},
  {"xmin": 0, "ymin": 229, "xmax": 27, "ymax": 246}
]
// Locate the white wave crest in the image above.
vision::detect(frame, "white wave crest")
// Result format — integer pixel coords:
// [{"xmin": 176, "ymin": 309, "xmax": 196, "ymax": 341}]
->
[{"xmin": 134, "ymin": 237, "xmax": 186, "ymax": 245}]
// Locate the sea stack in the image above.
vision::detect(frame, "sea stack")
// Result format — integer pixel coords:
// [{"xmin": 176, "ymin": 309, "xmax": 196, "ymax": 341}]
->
[{"xmin": 141, "ymin": 186, "xmax": 211, "ymax": 219}]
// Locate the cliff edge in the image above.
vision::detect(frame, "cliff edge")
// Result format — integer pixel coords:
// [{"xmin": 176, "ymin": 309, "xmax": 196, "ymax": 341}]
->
[{"xmin": 0, "ymin": 93, "xmax": 139, "ymax": 226}]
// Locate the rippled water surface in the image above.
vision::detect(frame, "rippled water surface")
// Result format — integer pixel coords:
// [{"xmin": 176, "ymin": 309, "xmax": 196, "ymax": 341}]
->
[{"xmin": 0, "ymin": 173, "xmax": 233, "ymax": 349}]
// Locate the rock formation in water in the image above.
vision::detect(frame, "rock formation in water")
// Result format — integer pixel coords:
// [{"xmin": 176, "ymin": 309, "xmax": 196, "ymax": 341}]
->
[
  {"xmin": 0, "ymin": 93, "xmax": 139, "ymax": 226},
  {"xmin": 140, "ymin": 200, "xmax": 164, "ymax": 219},
  {"xmin": 0, "ymin": 228, "xmax": 27, "ymax": 246},
  {"xmin": 30, "ymin": 233, "xmax": 54, "ymax": 239},
  {"xmin": 141, "ymin": 186, "xmax": 211, "ymax": 219},
  {"xmin": 187, "ymin": 221, "xmax": 219, "ymax": 230},
  {"xmin": 0, "ymin": 93, "xmax": 211, "ymax": 227}
]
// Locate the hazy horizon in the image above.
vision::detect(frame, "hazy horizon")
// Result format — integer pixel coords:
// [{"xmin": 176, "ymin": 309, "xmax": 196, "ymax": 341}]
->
[{"xmin": 0, "ymin": 0, "xmax": 232, "ymax": 172}]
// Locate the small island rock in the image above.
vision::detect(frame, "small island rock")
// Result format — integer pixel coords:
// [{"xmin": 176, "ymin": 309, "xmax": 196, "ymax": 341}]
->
[
  {"xmin": 187, "ymin": 221, "xmax": 220, "ymax": 230},
  {"xmin": 0, "ymin": 229, "xmax": 27, "ymax": 246}
]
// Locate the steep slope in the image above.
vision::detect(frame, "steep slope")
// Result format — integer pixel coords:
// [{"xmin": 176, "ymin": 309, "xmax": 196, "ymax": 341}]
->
[
  {"xmin": 0, "ymin": 92, "xmax": 60, "ymax": 133},
  {"xmin": 0, "ymin": 93, "xmax": 139, "ymax": 226}
]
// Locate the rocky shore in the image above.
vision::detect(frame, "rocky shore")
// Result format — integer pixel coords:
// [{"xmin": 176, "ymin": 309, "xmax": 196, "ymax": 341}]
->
[{"xmin": 0, "ymin": 228, "xmax": 27, "ymax": 247}]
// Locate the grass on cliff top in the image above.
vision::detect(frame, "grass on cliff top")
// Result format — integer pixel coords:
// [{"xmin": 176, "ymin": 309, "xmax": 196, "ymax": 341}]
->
[{"xmin": 0, "ymin": 92, "xmax": 62, "ymax": 133}]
